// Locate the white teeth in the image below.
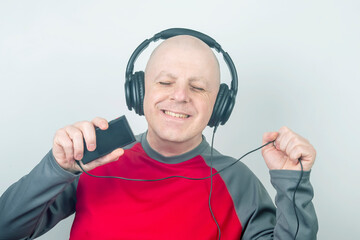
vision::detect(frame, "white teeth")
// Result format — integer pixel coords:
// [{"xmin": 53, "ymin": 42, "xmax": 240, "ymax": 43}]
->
[{"xmin": 164, "ymin": 110, "xmax": 189, "ymax": 118}]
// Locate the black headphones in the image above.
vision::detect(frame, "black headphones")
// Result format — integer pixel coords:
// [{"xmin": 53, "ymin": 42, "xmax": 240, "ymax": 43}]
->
[{"xmin": 125, "ymin": 28, "xmax": 238, "ymax": 127}]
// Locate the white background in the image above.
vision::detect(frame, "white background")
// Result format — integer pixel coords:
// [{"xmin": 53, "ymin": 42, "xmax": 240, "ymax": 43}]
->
[{"xmin": 0, "ymin": 0, "xmax": 359, "ymax": 239}]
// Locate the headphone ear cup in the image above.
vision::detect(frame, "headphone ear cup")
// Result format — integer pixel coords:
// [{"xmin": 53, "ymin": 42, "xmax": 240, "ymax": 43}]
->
[
  {"xmin": 125, "ymin": 71, "xmax": 145, "ymax": 116},
  {"xmin": 208, "ymin": 84, "xmax": 227, "ymax": 127},
  {"xmin": 208, "ymin": 83, "xmax": 235, "ymax": 127}
]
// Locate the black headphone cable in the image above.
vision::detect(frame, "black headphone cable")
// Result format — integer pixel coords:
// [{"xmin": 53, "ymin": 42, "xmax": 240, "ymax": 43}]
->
[
  {"xmin": 75, "ymin": 140, "xmax": 275, "ymax": 182},
  {"xmin": 208, "ymin": 126, "xmax": 221, "ymax": 240},
  {"xmin": 293, "ymin": 158, "xmax": 303, "ymax": 240},
  {"xmin": 76, "ymin": 134, "xmax": 304, "ymax": 240}
]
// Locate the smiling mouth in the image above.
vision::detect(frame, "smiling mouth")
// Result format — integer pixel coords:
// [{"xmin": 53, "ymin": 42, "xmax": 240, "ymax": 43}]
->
[{"xmin": 163, "ymin": 110, "xmax": 190, "ymax": 119}]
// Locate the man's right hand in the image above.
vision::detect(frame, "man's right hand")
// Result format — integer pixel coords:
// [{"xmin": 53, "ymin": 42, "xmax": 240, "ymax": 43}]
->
[{"xmin": 52, "ymin": 117, "xmax": 124, "ymax": 173}]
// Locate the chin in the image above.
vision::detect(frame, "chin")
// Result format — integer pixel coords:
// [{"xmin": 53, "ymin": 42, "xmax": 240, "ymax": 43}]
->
[{"xmin": 158, "ymin": 129, "xmax": 194, "ymax": 143}]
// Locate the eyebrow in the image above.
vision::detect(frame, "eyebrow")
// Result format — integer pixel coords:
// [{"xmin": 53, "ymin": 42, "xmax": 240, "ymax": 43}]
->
[
  {"xmin": 154, "ymin": 71, "xmax": 178, "ymax": 81},
  {"xmin": 189, "ymin": 77, "xmax": 207, "ymax": 85}
]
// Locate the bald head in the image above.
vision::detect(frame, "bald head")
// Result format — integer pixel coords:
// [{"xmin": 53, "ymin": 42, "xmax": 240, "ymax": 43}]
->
[{"xmin": 145, "ymin": 35, "xmax": 220, "ymax": 85}]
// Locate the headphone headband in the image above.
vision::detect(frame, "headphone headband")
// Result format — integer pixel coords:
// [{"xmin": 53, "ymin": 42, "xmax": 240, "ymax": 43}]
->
[
  {"xmin": 153, "ymin": 28, "xmax": 221, "ymax": 50},
  {"xmin": 126, "ymin": 28, "xmax": 238, "ymax": 95}
]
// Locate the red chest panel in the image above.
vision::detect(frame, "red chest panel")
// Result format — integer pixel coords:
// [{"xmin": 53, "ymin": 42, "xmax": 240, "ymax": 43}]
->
[{"xmin": 70, "ymin": 143, "xmax": 242, "ymax": 239}]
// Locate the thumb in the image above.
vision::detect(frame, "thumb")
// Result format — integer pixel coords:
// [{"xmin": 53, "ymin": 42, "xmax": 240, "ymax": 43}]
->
[
  {"xmin": 103, "ymin": 148, "xmax": 124, "ymax": 164},
  {"xmin": 80, "ymin": 148, "xmax": 124, "ymax": 172},
  {"xmin": 261, "ymin": 132, "xmax": 278, "ymax": 152}
]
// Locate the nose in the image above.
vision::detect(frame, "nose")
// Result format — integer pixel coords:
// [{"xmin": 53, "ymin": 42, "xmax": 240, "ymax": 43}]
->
[{"xmin": 170, "ymin": 83, "xmax": 190, "ymax": 103}]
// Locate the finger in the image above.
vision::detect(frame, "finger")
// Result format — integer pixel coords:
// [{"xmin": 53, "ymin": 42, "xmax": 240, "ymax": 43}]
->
[
  {"xmin": 100, "ymin": 148, "xmax": 124, "ymax": 164},
  {"xmin": 284, "ymin": 133, "xmax": 309, "ymax": 158},
  {"xmin": 262, "ymin": 132, "xmax": 278, "ymax": 153},
  {"xmin": 290, "ymin": 144, "xmax": 316, "ymax": 171},
  {"xmin": 262, "ymin": 131, "xmax": 278, "ymax": 144},
  {"xmin": 65, "ymin": 126, "xmax": 85, "ymax": 160},
  {"xmin": 91, "ymin": 117, "xmax": 109, "ymax": 130},
  {"xmin": 53, "ymin": 129, "xmax": 68, "ymax": 161},
  {"xmin": 288, "ymin": 141, "xmax": 315, "ymax": 161},
  {"xmin": 289, "ymin": 145, "xmax": 303, "ymax": 162},
  {"xmin": 275, "ymin": 126, "xmax": 293, "ymax": 151},
  {"xmin": 55, "ymin": 128, "xmax": 75, "ymax": 162},
  {"xmin": 279, "ymin": 133, "xmax": 296, "ymax": 154},
  {"xmin": 274, "ymin": 126, "xmax": 285, "ymax": 150},
  {"xmin": 74, "ymin": 121, "xmax": 97, "ymax": 151},
  {"xmin": 82, "ymin": 148, "xmax": 124, "ymax": 171}
]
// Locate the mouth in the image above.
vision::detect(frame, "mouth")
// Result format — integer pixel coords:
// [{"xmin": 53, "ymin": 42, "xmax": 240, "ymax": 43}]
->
[{"xmin": 162, "ymin": 110, "xmax": 190, "ymax": 119}]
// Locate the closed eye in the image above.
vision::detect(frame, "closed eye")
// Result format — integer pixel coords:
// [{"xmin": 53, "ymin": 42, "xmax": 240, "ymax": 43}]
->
[
  {"xmin": 191, "ymin": 86, "xmax": 205, "ymax": 91},
  {"xmin": 159, "ymin": 82, "xmax": 172, "ymax": 86}
]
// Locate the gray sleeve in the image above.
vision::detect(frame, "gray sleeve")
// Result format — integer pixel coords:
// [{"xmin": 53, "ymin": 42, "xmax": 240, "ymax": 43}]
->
[
  {"xmin": 237, "ymin": 169, "xmax": 318, "ymax": 240},
  {"xmin": 270, "ymin": 170, "xmax": 318, "ymax": 240},
  {"xmin": 215, "ymin": 159, "xmax": 317, "ymax": 239},
  {"xmin": 230, "ymin": 169, "xmax": 318, "ymax": 240},
  {"xmin": 0, "ymin": 150, "xmax": 79, "ymax": 240}
]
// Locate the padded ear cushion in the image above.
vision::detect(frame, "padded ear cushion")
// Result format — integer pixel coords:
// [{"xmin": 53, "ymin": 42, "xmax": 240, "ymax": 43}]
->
[
  {"xmin": 125, "ymin": 75, "xmax": 134, "ymax": 111},
  {"xmin": 136, "ymin": 71, "xmax": 145, "ymax": 116},
  {"xmin": 219, "ymin": 90, "xmax": 235, "ymax": 125},
  {"xmin": 125, "ymin": 71, "xmax": 145, "ymax": 115},
  {"xmin": 208, "ymin": 83, "xmax": 228, "ymax": 127},
  {"xmin": 133, "ymin": 73, "xmax": 140, "ymax": 114},
  {"xmin": 221, "ymin": 90, "xmax": 235, "ymax": 125},
  {"xmin": 131, "ymin": 71, "xmax": 145, "ymax": 116}
]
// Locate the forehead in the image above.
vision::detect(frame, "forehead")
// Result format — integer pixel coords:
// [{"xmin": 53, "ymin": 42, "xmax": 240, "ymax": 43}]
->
[{"xmin": 145, "ymin": 35, "xmax": 220, "ymax": 83}]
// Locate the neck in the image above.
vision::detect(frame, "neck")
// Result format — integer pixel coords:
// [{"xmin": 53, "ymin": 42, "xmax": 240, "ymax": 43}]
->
[{"xmin": 146, "ymin": 130, "xmax": 203, "ymax": 157}]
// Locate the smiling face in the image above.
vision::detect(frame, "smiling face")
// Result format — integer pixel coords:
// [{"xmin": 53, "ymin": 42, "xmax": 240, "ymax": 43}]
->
[{"xmin": 143, "ymin": 35, "xmax": 220, "ymax": 156}]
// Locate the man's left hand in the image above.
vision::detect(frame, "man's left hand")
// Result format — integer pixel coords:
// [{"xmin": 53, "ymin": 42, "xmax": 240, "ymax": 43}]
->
[{"xmin": 261, "ymin": 126, "xmax": 316, "ymax": 171}]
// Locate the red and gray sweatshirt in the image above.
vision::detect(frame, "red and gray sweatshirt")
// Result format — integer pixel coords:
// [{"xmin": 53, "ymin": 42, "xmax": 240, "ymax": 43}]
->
[{"xmin": 0, "ymin": 132, "xmax": 318, "ymax": 239}]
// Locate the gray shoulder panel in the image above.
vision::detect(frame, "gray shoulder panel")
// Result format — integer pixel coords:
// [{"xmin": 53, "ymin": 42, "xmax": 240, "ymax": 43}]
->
[
  {"xmin": 201, "ymin": 146, "xmax": 276, "ymax": 239},
  {"xmin": 201, "ymin": 144, "xmax": 318, "ymax": 239},
  {"xmin": 0, "ymin": 132, "xmax": 144, "ymax": 240}
]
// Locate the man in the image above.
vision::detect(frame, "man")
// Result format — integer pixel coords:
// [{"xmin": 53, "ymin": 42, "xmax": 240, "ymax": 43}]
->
[{"xmin": 0, "ymin": 35, "xmax": 318, "ymax": 239}]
